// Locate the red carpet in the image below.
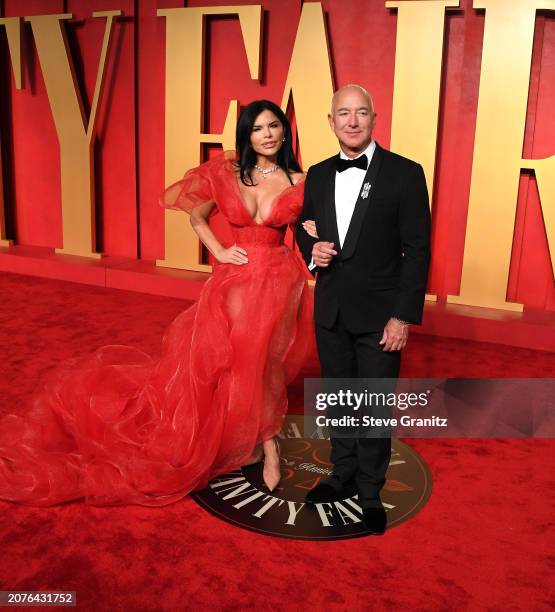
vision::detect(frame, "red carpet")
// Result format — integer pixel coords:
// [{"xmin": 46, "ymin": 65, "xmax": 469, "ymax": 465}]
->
[{"xmin": 1, "ymin": 271, "xmax": 553, "ymax": 610}]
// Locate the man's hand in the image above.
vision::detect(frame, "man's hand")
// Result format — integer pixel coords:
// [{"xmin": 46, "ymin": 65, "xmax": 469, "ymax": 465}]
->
[
  {"xmin": 312, "ymin": 241, "xmax": 337, "ymax": 268},
  {"xmin": 379, "ymin": 318, "xmax": 409, "ymax": 351}
]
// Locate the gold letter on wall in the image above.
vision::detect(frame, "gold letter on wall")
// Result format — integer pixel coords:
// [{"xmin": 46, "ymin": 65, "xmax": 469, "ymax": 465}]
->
[
  {"xmin": 280, "ymin": 2, "xmax": 336, "ymax": 168},
  {"xmin": 386, "ymin": 0, "xmax": 459, "ymax": 302},
  {"xmin": 386, "ymin": 0, "xmax": 458, "ymax": 198},
  {"xmin": 25, "ymin": 11, "xmax": 121, "ymax": 259},
  {"xmin": 448, "ymin": 0, "xmax": 555, "ymax": 311},
  {"xmin": 157, "ymin": 6, "xmax": 261, "ymax": 272}
]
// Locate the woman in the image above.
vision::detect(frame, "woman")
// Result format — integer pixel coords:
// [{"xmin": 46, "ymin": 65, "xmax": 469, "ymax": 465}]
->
[{"xmin": 0, "ymin": 100, "xmax": 316, "ymax": 507}]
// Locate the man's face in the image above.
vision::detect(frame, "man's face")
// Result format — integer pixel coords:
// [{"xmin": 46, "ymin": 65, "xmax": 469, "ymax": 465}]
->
[{"xmin": 328, "ymin": 88, "xmax": 376, "ymax": 155}]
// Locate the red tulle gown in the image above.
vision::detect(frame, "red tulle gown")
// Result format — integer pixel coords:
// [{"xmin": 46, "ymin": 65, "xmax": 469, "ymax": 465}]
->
[{"xmin": 0, "ymin": 151, "xmax": 313, "ymax": 506}]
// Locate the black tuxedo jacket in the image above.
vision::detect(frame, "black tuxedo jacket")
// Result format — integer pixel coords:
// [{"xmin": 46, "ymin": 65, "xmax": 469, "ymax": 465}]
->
[{"xmin": 296, "ymin": 142, "xmax": 431, "ymax": 334}]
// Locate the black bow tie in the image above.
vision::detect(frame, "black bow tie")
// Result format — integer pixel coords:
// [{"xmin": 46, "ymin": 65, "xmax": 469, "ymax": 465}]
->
[{"xmin": 336, "ymin": 154, "xmax": 368, "ymax": 173}]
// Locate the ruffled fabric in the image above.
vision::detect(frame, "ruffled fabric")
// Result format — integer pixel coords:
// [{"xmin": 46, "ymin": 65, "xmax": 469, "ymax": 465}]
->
[
  {"xmin": 159, "ymin": 150, "xmax": 237, "ymax": 214},
  {"xmin": 0, "ymin": 153, "xmax": 313, "ymax": 507}
]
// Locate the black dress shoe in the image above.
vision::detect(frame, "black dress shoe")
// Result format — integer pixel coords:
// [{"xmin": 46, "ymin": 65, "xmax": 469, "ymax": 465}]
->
[
  {"xmin": 305, "ymin": 483, "xmax": 340, "ymax": 504},
  {"xmin": 305, "ymin": 478, "xmax": 356, "ymax": 504},
  {"xmin": 362, "ymin": 506, "xmax": 387, "ymax": 535}
]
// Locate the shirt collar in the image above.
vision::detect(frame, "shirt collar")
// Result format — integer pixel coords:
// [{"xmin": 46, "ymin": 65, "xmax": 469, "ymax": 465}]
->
[{"xmin": 338, "ymin": 139, "xmax": 376, "ymax": 168}]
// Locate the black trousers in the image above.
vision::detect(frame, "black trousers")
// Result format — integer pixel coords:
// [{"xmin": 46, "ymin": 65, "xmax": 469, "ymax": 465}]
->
[{"xmin": 315, "ymin": 312, "xmax": 401, "ymax": 508}]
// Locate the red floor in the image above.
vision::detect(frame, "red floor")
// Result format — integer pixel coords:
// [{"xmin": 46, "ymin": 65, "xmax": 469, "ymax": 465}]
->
[{"xmin": 0, "ymin": 271, "xmax": 553, "ymax": 610}]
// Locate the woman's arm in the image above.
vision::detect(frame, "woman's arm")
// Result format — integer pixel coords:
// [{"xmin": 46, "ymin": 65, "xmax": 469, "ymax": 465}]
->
[{"xmin": 190, "ymin": 200, "xmax": 248, "ymax": 265}]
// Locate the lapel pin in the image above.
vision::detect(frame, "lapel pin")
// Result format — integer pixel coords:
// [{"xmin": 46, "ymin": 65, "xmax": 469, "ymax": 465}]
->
[{"xmin": 361, "ymin": 182, "xmax": 371, "ymax": 199}]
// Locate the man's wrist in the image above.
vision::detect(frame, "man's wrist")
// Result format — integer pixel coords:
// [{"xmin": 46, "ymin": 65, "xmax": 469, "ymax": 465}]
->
[{"xmin": 391, "ymin": 316, "xmax": 410, "ymax": 327}]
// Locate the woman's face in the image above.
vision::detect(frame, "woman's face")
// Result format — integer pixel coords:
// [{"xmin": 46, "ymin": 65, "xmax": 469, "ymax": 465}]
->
[{"xmin": 249, "ymin": 110, "xmax": 285, "ymax": 158}]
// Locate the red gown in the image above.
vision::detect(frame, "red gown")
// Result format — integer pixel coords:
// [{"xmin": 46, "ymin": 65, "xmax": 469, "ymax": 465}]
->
[{"xmin": 0, "ymin": 152, "xmax": 313, "ymax": 506}]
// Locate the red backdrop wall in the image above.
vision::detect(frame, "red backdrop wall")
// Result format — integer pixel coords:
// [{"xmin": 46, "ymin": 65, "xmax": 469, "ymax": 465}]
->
[{"xmin": 1, "ymin": 0, "xmax": 553, "ymax": 311}]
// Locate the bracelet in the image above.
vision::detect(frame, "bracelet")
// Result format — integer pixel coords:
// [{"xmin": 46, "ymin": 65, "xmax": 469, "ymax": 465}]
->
[{"xmin": 391, "ymin": 317, "xmax": 410, "ymax": 327}]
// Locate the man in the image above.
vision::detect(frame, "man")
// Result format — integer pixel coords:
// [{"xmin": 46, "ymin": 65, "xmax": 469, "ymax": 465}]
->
[{"xmin": 296, "ymin": 84, "xmax": 431, "ymax": 535}]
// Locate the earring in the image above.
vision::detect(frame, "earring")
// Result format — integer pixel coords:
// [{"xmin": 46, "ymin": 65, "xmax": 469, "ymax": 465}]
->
[{"xmin": 282, "ymin": 137, "xmax": 286, "ymax": 142}]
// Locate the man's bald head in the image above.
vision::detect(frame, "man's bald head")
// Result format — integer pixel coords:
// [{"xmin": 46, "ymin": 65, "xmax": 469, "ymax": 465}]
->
[{"xmin": 331, "ymin": 84, "xmax": 374, "ymax": 114}]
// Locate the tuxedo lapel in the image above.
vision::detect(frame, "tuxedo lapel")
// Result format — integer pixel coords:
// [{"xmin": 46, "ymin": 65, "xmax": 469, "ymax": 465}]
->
[
  {"xmin": 322, "ymin": 155, "xmax": 342, "ymax": 255},
  {"xmin": 340, "ymin": 143, "xmax": 383, "ymax": 260}
]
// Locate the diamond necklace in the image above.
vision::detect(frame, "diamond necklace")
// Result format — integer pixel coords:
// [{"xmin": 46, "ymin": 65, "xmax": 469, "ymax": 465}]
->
[{"xmin": 254, "ymin": 163, "xmax": 280, "ymax": 179}]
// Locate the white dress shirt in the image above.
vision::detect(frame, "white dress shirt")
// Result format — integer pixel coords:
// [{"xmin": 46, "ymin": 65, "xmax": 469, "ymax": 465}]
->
[
  {"xmin": 335, "ymin": 139, "xmax": 376, "ymax": 247},
  {"xmin": 309, "ymin": 140, "xmax": 375, "ymax": 269}
]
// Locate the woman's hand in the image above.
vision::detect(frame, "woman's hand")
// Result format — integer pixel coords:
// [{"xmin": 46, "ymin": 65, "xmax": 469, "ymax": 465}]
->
[
  {"xmin": 215, "ymin": 244, "xmax": 248, "ymax": 265},
  {"xmin": 302, "ymin": 220, "xmax": 318, "ymax": 239}
]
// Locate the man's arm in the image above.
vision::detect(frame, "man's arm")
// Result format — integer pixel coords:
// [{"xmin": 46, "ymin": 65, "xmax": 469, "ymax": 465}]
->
[
  {"xmin": 392, "ymin": 162, "xmax": 432, "ymax": 324},
  {"xmin": 380, "ymin": 162, "xmax": 431, "ymax": 352}
]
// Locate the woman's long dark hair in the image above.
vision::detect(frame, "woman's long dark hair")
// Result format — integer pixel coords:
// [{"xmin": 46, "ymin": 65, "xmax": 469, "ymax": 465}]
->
[{"xmin": 235, "ymin": 100, "xmax": 302, "ymax": 186}]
